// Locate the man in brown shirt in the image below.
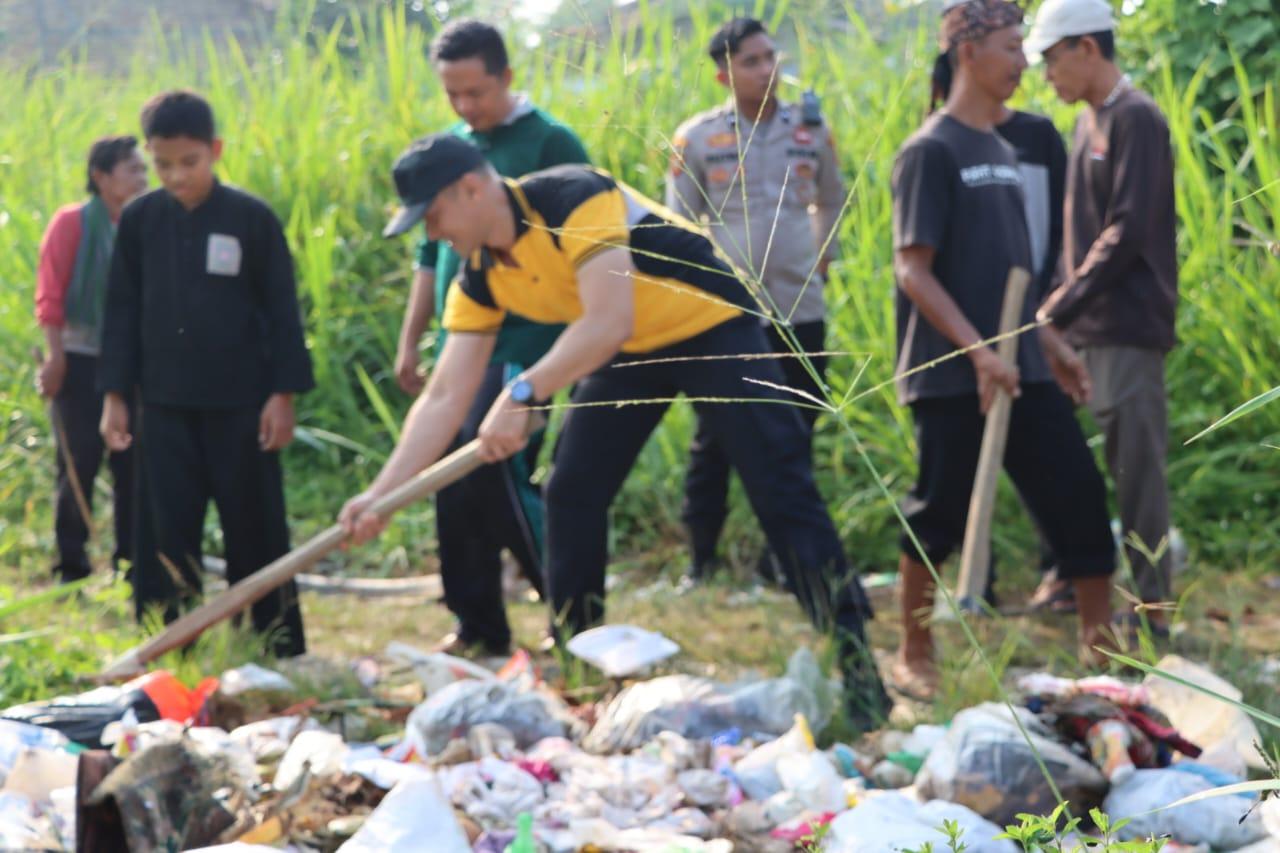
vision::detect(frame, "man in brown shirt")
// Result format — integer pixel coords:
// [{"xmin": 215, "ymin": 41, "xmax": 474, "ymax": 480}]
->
[{"xmin": 1028, "ymin": 0, "xmax": 1178, "ymax": 625}]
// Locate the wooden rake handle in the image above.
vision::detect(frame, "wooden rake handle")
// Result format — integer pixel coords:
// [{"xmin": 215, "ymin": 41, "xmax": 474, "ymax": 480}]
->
[{"xmin": 100, "ymin": 413, "xmax": 546, "ymax": 679}]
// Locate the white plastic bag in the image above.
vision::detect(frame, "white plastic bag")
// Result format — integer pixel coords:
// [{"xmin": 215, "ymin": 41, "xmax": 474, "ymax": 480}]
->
[
  {"xmin": 566, "ymin": 625, "xmax": 680, "ymax": 677},
  {"xmin": 1143, "ymin": 655, "xmax": 1267, "ymax": 771},
  {"xmin": 777, "ymin": 751, "xmax": 846, "ymax": 812},
  {"xmin": 273, "ymin": 730, "xmax": 349, "ymax": 790},
  {"xmin": 565, "ymin": 817, "xmax": 733, "ymax": 852},
  {"xmin": 407, "ymin": 679, "xmax": 576, "ymax": 756},
  {"xmin": 585, "ymin": 651, "xmax": 832, "ymax": 754},
  {"xmin": 732, "ymin": 715, "xmax": 814, "ymax": 801},
  {"xmin": 338, "ymin": 776, "xmax": 471, "ymax": 853},
  {"xmin": 0, "ymin": 719, "xmax": 70, "ymax": 785},
  {"xmin": 1102, "ymin": 767, "xmax": 1269, "ymax": 850},
  {"xmin": 385, "ymin": 642, "xmax": 495, "ymax": 694},
  {"xmin": 341, "ymin": 744, "xmax": 433, "ymax": 789},
  {"xmin": 0, "ymin": 747, "xmax": 78, "ymax": 801},
  {"xmin": 0, "ymin": 792, "xmax": 62, "ymax": 851},
  {"xmin": 218, "ymin": 663, "xmax": 295, "ymax": 696},
  {"xmin": 826, "ymin": 792, "xmax": 1017, "ymax": 853}
]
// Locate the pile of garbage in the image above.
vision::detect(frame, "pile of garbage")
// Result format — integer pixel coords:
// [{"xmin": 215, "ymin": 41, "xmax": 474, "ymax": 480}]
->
[{"xmin": 1, "ymin": 632, "xmax": 1277, "ymax": 852}]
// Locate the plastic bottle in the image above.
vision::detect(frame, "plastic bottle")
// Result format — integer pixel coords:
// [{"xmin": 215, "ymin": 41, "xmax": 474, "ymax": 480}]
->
[{"xmin": 505, "ymin": 812, "xmax": 535, "ymax": 853}]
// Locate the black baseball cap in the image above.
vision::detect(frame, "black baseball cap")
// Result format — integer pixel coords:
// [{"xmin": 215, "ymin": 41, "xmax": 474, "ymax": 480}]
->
[{"xmin": 383, "ymin": 134, "xmax": 487, "ymax": 238}]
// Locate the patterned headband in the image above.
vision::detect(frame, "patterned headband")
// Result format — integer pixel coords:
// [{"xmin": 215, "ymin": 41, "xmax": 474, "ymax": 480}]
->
[{"xmin": 940, "ymin": 0, "xmax": 1024, "ymax": 51}]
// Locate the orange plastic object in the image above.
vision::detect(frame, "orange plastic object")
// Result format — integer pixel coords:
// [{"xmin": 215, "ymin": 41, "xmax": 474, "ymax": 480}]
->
[{"xmin": 125, "ymin": 671, "xmax": 220, "ymax": 723}]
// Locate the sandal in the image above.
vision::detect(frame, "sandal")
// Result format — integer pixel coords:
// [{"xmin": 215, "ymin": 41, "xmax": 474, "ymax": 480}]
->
[
  {"xmin": 1027, "ymin": 570, "xmax": 1076, "ymax": 614},
  {"xmin": 889, "ymin": 656, "xmax": 940, "ymax": 702}
]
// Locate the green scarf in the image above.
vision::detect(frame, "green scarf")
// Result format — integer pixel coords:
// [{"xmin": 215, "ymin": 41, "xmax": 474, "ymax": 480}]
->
[{"xmin": 64, "ymin": 195, "xmax": 116, "ymax": 346}]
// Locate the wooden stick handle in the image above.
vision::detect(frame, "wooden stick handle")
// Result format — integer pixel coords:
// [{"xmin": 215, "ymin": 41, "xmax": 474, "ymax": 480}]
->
[
  {"xmin": 951, "ymin": 266, "xmax": 1031, "ymax": 609},
  {"xmin": 101, "ymin": 413, "xmax": 546, "ymax": 678}
]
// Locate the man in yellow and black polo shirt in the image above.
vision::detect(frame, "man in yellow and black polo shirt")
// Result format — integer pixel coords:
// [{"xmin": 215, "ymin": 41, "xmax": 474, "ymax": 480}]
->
[{"xmin": 339, "ymin": 134, "xmax": 890, "ymax": 730}]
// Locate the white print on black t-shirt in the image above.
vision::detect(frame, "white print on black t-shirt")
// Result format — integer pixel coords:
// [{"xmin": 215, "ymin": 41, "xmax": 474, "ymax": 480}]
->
[{"xmin": 959, "ymin": 163, "xmax": 1022, "ymax": 188}]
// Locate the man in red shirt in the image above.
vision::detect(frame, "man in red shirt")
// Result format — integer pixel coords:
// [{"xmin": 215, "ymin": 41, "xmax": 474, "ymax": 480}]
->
[{"xmin": 35, "ymin": 136, "xmax": 148, "ymax": 581}]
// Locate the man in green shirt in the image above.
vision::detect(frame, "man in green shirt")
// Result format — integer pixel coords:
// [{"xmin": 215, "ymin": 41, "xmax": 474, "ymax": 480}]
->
[{"xmin": 393, "ymin": 19, "xmax": 589, "ymax": 656}]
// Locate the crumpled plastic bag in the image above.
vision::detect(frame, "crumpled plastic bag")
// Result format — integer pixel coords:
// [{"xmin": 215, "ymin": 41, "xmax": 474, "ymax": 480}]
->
[
  {"xmin": 87, "ymin": 738, "xmax": 252, "ymax": 852},
  {"xmin": 0, "ymin": 720, "xmax": 71, "ymax": 786},
  {"xmin": 564, "ymin": 818, "xmax": 733, "ymax": 852},
  {"xmin": 1102, "ymin": 767, "xmax": 1269, "ymax": 850},
  {"xmin": 341, "ymin": 744, "xmax": 433, "ymax": 790},
  {"xmin": 0, "ymin": 791, "xmax": 62, "ymax": 850},
  {"xmin": 1143, "ymin": 655, "xmax": 1267, "ymax": 772},
  {"xmin": 407, "ymin": 680, "xmax": 579, "ymax": 756},
  {"xmin": 337, "ymin": 776, "xmax": 470, "ymax": 853},
  {"xmin": 441, "ymin": 756, "xmax": 545, "ymax": 829},
  {"xmin": 915, "ymin": 702, "xmax": 1107, "ymax": 827},
  {"xmin": 229, "ymin": 715, "xmax": 320, "ymax": 762},
  {"xmin": 274, "ymin": 730, "xmax": 350, "ymax": 791},
  {"xmin": 827, "ymin": 792, "xmax": 1017, "ymax": 853},
  {"xmin": 584, "ymin": 649, "xmax": 832, "ymax": 754},
  {"xmin": 218, "ymin": 663, "xmax": 295, "ymax": 697},
  {"xmin": 543, "ymin": 753, "xmax": 683, "ymax": 830},
  {"xmin": 566, "ymin": 625, "xmax": 680, "ymax": 677},
  {"xmin": 678, "ymin": 768, "xmax": 733, "ymax": 808},
  {"xmin": 733, "ymin": 715, "xmax": 815, "ymax": 801},
  {"xmin": 385, "ymin": 642, "xmax": 497, "ymax": 694}
]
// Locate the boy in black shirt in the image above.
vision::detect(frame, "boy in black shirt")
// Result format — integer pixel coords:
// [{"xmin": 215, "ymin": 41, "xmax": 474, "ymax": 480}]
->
[
  {"xmin": 890, "ymin": 0, "xmax": 1114, "ymax": 698},
  {"xmin": 100, "ymin": 91, "xmax": 313, "ymax": 656}
]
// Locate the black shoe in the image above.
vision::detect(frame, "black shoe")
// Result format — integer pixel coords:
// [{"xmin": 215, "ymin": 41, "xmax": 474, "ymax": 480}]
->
[{"xmin": 52, "ymin": 562, "xmax": 91, "ymax": 584}]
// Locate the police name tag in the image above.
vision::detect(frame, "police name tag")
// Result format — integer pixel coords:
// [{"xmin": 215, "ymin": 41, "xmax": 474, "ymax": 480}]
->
[{"xmin": 206, "ymin": 234, "xmax": 242, "ymax": 276}]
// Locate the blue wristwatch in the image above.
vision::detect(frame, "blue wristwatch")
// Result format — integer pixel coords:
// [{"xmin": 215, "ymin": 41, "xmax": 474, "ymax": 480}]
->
[{"xmin": 509, "ymin": 377, "xmax": 537, "ymax": 405}]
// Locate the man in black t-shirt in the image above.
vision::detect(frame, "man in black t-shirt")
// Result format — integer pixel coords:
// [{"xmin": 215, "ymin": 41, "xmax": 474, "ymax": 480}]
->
[
  {"xmin": 932, "ymin": 7, "xmax": 1072, "ymax": 611},
  {"xmin": 890, "ymin": 0, "xmax": 1115, "ymax": 699}
]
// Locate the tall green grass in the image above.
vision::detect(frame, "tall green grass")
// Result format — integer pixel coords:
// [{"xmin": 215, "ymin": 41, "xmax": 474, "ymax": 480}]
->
[{"xmin": 0, "ymin": 0, "xmax": 1276, "ymax": 596}]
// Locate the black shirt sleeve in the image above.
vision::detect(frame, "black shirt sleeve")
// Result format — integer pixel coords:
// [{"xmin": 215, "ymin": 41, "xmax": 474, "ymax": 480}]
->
[
  {"xmin": 98, "ymin": 201, "xmax": 143, "ymax": 394},
  {"xmin": 255, "ymin": 203, "xmax": 315, "ymax": 395},
  {"xmin": 892, "ymin": 139, "xmax": 953, "ymax": 253}
]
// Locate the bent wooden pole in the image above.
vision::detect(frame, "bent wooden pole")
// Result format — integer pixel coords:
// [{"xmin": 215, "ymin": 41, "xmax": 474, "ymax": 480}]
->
[
  {"xmin": 935, "ymin": 267, "xmax": 1031, "ymax": 622},
  {"xmin": 101, "ymin": 415, "xmax": 544, "ymax": 679}
]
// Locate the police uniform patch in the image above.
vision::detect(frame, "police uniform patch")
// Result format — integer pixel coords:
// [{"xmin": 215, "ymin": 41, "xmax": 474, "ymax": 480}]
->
[
  {"xmin": 793, "ymin": 128, "xmax": 814, "ymax": 145},
  {"xmin": 707, "ymin": 132, "xmax": 737, "ymax": 149},
  {"xmin": 670, "ymin": 135, "xmax": 687, "ymax": 177}
]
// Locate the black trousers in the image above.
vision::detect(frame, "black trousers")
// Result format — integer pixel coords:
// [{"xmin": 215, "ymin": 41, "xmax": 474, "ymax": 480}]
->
[
  {"xmin": 544, "ymin": 317, "xmax": 874, "ymax": 661},
  {"xmin": 901, "ymin": 383, "xmax": 1115, "ymax": 580},
  {"xmin": 438, "ymin": 362, "xmax": 546, "ymax": 652},
  {"xmin": 682, "ymin": 319, "xmax": 828, "ymax": 570},
  {"xmin": 133, "ymin": 403, "xmax": 305, "ymax": 657},
  {"xmin": 51, "ymin": 353, "xmax": 134, "ymax": 581}
]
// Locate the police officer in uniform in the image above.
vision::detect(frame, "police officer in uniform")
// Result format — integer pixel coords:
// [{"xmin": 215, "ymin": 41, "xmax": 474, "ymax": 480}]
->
[{"xmin": 666, "ymin": 17, "xmax": 846, "ymax": 581}]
